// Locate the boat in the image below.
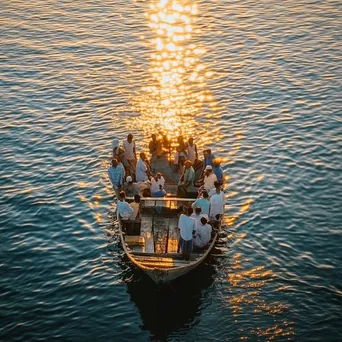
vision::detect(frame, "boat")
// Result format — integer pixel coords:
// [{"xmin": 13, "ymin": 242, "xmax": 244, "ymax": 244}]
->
[{"xmin": 116, "ymin": 152, "xmax": 224, "ymax": 284}]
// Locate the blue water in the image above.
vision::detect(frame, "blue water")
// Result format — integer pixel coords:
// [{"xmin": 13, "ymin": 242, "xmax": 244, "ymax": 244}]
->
[{"xmin": 1, "ymin": 1, "xmax": 341, "ymax": 341}]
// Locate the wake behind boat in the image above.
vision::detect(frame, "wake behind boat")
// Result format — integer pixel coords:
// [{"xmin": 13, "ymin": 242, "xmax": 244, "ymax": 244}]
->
[{"xmin": 109, "ymin": 134, "xmax": 225, "ymax": 284}]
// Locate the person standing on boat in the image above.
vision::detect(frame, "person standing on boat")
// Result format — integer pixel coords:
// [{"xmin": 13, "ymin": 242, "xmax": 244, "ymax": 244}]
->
[
  {"xmin": 108, "ymin": 158, "xmax": 124, "ymax": 199},
  {"xmin": 150, "ymin": 172, "xmax": 165, "ymax": 195},
  {"xmin": 191, "ymin": 190, "xmax": 210, "ymax": 216},
  {"xmin": 212, "ymin": 158, "xmax": 224, "ymax": 186},
  {"xmin": 177, "ymin": 207, "xmax": 196, "ymax": 260},
  {"xmin": 191, "ymin": 206, "xmax": 204, "ymax": 230},
  {"xmin": 122, "ymin": 133, "xmax": 137, "ymax": 178},
  {"xmin": 209, "ymin": 183, "xmax": 225, "ymax": 221},
  {"xmin": 177, "ymin": 160, "xmax": 196, "ymax": 197},
  {"xmin": 197, "ymin": 165, "xmax": 217, "ymax": 194},
  {"xmin": 136, "ymin": 152, "xmax": 149, "ymax": 182},
  {"xmin": 149, "ymin": 134, "xmax": 162, "ymax": 159},
  {"xmin": 193, "ymin": 216, "xmax": 212, "ymax": 249},
  {"xmin": 186, "ymin": 137, "xmax": 198, "ymax": 164},
  {"xmin": 203, "ymin": 149, "xmax": 215, "ymax": 169},
  {"xmin": 117, "ymin": 191, "xmax": 134, "ymax": 220}
]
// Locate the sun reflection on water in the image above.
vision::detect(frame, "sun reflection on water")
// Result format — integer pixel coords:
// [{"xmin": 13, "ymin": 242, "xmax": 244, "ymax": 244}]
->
[{"xmin": 132, "ymin": 0, "xmax": 218, "ymax": 144}]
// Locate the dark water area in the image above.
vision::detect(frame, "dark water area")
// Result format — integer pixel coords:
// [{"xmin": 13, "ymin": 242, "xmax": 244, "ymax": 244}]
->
[{"xmin": 1, "ymin": 0, "xmax": 341, "ymax": 341}]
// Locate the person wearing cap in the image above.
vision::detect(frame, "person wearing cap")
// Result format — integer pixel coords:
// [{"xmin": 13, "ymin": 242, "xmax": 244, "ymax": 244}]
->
[
  {"xmin": 108, "ymin": 158, "xmax": 124, "ymax": 198},
  {"xmin": 209, "ymin": 182, "xmax": 225, "ymax": 221},
  {"xmin": 191, "ymin": 190, "xmax": 210, "ymax": 216},
  {"xmin": 122, "ymin": 133, "xmax": 137, "ymax": 177},
  {"xmin": 193, "ymin": 216, "xmax": 212, "ymax": 249},
  {"xmin": 177, "ymin": 160, "xmax": 195, "ymax": 197},
  {"xmin": 196, "ymin": 165, "xmax": 217, "ymax": 194},
  {"xmin": 124, "ymin": 175, "xmax": 150, "ymax": 197}
]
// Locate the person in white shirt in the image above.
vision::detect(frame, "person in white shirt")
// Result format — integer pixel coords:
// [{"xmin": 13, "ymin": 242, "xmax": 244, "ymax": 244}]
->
[
  {"xmin": 209, "ymin": 184, "xmax": 225, "ymax": 221},
  {"xmin": 190, "ymin": 206, "xmax": 204, "ymax": 230},
  {"xmin": 177, "ymin": 207, "xmax": 197, "ymax": 260},
  {"xmin": 193, "ymin": 216, "xmax": 212, "ymax": 249},
  {"xmin": 150, "ymin": 172, "xmax": 165, "ymax": 195},
  {"xmin": 117, "ymin": 191, "xmax": 134, "ymax": 220},
  {"xmin": 122, "ymin": 133, "xmax": 137, "ymax": 177},
  {"xmin": 186, "ymin": 137, "xmax": 198, "ymax": 164},
  {"xmin": 136, "ymin": 152, "xmax": 149, "ymax": 182}
]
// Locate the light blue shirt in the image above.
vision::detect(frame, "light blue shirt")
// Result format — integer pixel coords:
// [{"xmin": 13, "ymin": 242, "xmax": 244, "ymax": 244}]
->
[
  {"xmin": 117, "ymin": 200, "xmax": 134, "ymax": 219},
  {"xmin": 191, "ymin": 197, "xmax": 210, "ymax": 216},
  {"xmin": 108, "ymin": 165, "xmax": 123, "ymax": 188}
]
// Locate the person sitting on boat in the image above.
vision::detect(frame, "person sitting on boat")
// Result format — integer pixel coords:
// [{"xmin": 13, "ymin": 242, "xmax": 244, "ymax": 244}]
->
[
  {"xmin": 196, "ymin": 165, "xmax": 217, "ymax": 193},
  {"xmin": 191, "ymin": 190, "xmax": 210, "ymax": 216},
  {"xmin": 108, "ymin": 158, "xmax": 124, "ymax": 198},
  {"xmin": 117, "ymin": 191, "xmax": 134, "ymax": 220},
  {"xmin": 193, "ymin": 216, "xmax": 212, "ymax": 249},
  {"xmin": 212, "ymin": 158, "xmax": 224, "ymax": 186},
  {"xmin": 150, "ymin": 172, "xmax": 165, "ymax": 196},
  {"xmin": 123, "ymin": 176, "xmax": 147, "ymax": 197},
  {"xmin": 177, "ymin": 160, "xmax": 195, "ymax": 197},
  {"xmin": 129, "ymin": 194, "xmax": 141, "ymax": 220},
  {"xmin": 186, "ymin": 137, "xmax": 198, "ymax": 164},
  {"xmin": 209, "ymin": 183, "xmax": 225, "ymax": 221},
  {"xmin": 177, "ymin": 206, "xmax": 197, "ymax": 260},
  {"xmin": 122, "ymin": 133, "xmax": 137, "ymax": 178},
  {"xmin": 151, "ymin": 184, "xmax": 166, "ymax": 214},
  {"xmin": 136, "ymin": 152, "xmax": 149, "ymax": 182},
  {"xmin": 149, "ymin": 134, "xmax": 163, "ymax": 159}
]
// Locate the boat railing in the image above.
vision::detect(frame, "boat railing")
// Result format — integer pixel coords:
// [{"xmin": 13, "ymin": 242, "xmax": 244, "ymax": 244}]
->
[{"xmin": 126, "ymin": 196, "xmax": 195, "ymax": 209}]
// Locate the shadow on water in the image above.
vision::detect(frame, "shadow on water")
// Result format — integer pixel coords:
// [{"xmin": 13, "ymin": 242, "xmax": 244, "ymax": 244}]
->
[{"xmin": 122, "ymin": 257, "xmax": 218, "ymax": 341}]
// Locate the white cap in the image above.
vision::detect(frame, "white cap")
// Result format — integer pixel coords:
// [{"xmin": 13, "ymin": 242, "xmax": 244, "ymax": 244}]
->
[
  {"xmin": 205, "ymin": 165, "xmax": 213, "ymax": 170},
  {"xmin": 126, "ymin": 176, "xmax": 133, "ymax": 183}
]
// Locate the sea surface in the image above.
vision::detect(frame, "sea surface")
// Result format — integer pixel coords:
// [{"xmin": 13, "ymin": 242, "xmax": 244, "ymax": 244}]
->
[{"xmin": 1, "ymin": 1, "xmax": 341, "ymax": 341}]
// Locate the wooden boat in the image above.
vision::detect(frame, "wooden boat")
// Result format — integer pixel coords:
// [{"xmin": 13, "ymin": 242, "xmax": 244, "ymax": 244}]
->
[{"xmin": 117, "ymin": 155, "xmax": 223, "ymax": 284}]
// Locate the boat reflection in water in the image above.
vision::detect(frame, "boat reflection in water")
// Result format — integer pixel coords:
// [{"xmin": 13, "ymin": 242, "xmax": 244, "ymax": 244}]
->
[
  {"xmin": 123, "ymin": 257, "xmax": 218, "ymax": 339},
  {"xmin": 131, "ymin": 0, "xmax": 221, "ymax": 148}
]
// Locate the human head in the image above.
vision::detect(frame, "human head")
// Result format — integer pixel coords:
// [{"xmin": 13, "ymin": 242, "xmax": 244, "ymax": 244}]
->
[
  {"xmin": 213, "ymin": 158, "xmax": 221, "ymax": 166},
  {"xmin": 207, "ymin": 148, "xmax": 212, "ymax": 155},
  {"xmin": 200, "ymin": 216, "xmax": 207, "ymax": 225},
  {"xmin": 205, "ymin": 165, "xmax": 213, "ymax": 174},
  {"xmin": 119, "ymin": 191, "xmax": 126, "ymax": 200},
  {"xmin": 134, "ymin": 194, "xmax": 141, "ymax": 203},
  {"xmin": 140, "ymin": 152, "xmax": 146, "ymax": 160},
  {"xmin": 187, "ymin": 207, "xmax": 193, "ymax": 216},
  {"xmin": 202, "ymin": 190, "xmax": 209, "ymax": 199},
  {"xmin": 112, "ymin": 158, "xmax": 118, "ymax": 167},
  {"xmin": 151, "ymin": 134, "xmax": 156, "ymax": 141},
  {"xmin": 126, "ymin": 176, "xmax": 133, "ymax": 183},
  {"xmin": 188, "ymin": 137, "xmax": 194, "ymax": 145},
  {"xmin": 184, "ymin": 160, "xmax": 192, "ymax": 168},
  {"xmin": 127, "ymin": 133, "xmax": 133, "ymax": 143},
  {"xmin": 203, "ymin": 150, "xmax": 208, "ymax": 157},
  {"xmin": 195, "ymin": 206, "xmax": 201, "ymax": 215}
]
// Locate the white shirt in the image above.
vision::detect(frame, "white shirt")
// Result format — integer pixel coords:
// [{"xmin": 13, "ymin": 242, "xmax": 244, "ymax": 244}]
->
[
  {"xmin": 150, "ymin": 176, "xmax": 165, "ymax": 193},
  {"xmin": 204, "ymin": 173, "xmax": 217, "ymax": 191},
  {"xmin": 190, "ymin": 213, "xmax": 204, "ymax": 230},
  {"xmin": 193, "ymin": 223, "xmax": 212, "ymax": 248},
  {"xmin": 178, "ymin": 214, "xmax": 196, "ymax": 241},
  {"xmin": 136, "ymin": 158, "xmax": 148, "ymax": 182},
  {"xmin": 187, "ymin": 144, "xmax": 197, "ymax": 164},
  {"xmin": 122, "ymin": 139, "xmax": 135, "ymax": 160},
  {"xmin": 209, "ymin": 191, "xmax": 225, "ymax": 217},
  {"xmin": 117, "ymin": 200, "xmax": 134, "ymax": 220}
]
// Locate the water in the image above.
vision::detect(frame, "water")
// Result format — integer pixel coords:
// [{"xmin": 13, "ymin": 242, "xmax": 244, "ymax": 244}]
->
[{"xmin": 1, "ymin": 1, "xmax": 341, "ymax": 341}]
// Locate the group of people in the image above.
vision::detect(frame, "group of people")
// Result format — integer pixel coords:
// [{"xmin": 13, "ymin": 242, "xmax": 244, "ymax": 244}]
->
[{"xmin": 108, "ymin": 133, "xmax": 226, "ymax": 259}]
